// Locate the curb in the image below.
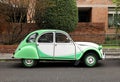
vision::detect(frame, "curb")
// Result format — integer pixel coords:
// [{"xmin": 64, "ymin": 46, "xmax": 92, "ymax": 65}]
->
[{"xmin": 0, "ymin": 53, "xmax": 120, "ymax": 61}]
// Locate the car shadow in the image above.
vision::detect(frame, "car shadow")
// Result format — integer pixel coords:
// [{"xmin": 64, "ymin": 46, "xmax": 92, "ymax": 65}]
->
[
  {"xmin": 5, "ymin": 59, "xmax": 120, "ymax": 69},
  {"xmin": 12, "ymin": 61, "xmax": 104, "ymax": 68}
]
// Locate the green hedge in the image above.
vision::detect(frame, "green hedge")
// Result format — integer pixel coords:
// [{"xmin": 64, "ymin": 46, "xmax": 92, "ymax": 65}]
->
[{"xmin": 35, "ymin": 0, "xmax": 78, "ymax": 32}]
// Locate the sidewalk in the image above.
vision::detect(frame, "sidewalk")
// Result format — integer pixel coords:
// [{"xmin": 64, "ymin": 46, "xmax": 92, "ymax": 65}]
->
[
  {"xmin": 103, "ymin": 48, "xmax": 120, "ymax": 59},
  {"xmin": 0, "ymin": 53, "xmax": 13, "ymax": 60}
]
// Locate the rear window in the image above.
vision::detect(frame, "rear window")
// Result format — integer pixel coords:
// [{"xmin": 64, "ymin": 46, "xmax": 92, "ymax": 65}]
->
[{"xmin": 27, "ymin": 33, "xmax": 38, "ymax": 43}]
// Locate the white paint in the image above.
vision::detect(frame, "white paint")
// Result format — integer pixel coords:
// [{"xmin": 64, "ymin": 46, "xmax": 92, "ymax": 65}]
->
[
  {"xmin": 38, "ymin": 43, "xmax": 54, "ymax": 57},
  {"xmin": 75, "ymin": 42, "xmax": 99, "ymax": 48},
  {"xmin": 54, "ymin": 43, "xmax": 75, "ymax": 57}
]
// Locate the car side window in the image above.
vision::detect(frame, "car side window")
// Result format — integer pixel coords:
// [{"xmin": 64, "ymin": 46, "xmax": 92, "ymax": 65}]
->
[
  {"xmin": 56, "ymin": 33, "xmax": 70, "ymax": 43},
  {"xmin": 38, "ymin": 33, "xmax": 53, "ymax": 43},
  {"xmin": 27, "ymin": 33, "xmax": 38, "ymax": 43}
]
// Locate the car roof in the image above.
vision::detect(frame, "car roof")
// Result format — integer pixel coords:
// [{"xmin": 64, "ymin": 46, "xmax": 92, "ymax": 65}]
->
[{"xmin": 31, "ymin": 29, "xmax": 66, "ymax": 34}]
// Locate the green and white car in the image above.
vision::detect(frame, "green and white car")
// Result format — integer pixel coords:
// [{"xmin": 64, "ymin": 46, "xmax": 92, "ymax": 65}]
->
[{"xmin": 13, "ymin": 30, "xmax": 105, "ymax": 67}]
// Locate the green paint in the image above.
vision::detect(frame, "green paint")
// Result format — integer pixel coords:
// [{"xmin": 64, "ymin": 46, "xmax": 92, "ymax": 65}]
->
[
  {"xmin": 14, "ymin": 43, "xmax": 39, "ymax": 59},
  {"xmin": 53, "ymin": 55, "xmax": 75, "ymax": 60}
]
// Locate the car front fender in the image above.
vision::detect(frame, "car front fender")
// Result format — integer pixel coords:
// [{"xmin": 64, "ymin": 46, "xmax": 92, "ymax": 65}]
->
[{"xmin": 76, "ymin": 48, "xmax": 102, "ymax": 60}]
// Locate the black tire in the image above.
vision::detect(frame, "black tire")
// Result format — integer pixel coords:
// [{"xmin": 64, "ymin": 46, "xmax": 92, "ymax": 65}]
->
[
  {"xmin": 22, "ymin": 59, "xmax": 38, "ymax": 68},
  {"xmin": 83, "ymin": 52, "xmax": 98, "ymax": 67}
]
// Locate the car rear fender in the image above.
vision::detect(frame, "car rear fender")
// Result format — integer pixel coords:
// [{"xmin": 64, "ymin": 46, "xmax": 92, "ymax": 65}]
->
[{"xmin": 14, "ymin": 44, "xmax": 39, "ymax": 59}]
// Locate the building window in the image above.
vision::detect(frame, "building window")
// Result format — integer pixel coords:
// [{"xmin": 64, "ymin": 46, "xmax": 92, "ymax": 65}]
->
[
  {"xmin": 108, "ymin": 7, "xmax": 120, "ymax": 28},
  {"xmin": 78, "ymin": 7, "xmax": 92, "ymax": 22},
  {"xmin": 108, "ymin": 14, "xmax": 114, "ymax": 28}
]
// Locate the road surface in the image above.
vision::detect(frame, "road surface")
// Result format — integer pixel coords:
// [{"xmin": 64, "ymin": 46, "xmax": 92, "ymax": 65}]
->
[{"xmin": 0, "ymin": 59, "xmax": 120, "ymax": 82}]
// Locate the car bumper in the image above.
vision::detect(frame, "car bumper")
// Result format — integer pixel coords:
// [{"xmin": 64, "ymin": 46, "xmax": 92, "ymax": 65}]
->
[{"xmin": 101, "ymin": 53, "xmax": 106, "ymax": 60}]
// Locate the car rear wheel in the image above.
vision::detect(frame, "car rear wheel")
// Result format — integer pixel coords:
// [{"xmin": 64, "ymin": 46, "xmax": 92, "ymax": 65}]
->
[
  {"xmin": 83, "ymin": 52, "xmax": 98, "ymax": 67},
  {"xmin": 22, "ymin": 59, "xmax": 37, "ymax": 68}
]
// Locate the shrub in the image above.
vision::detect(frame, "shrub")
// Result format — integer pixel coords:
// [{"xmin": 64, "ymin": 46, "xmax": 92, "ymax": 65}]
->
[{"xmin": 35, "ymin": 0, "xmax": 78, "ymax": 32}]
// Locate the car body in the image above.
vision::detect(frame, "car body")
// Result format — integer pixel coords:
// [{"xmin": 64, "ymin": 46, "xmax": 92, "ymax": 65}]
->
[{"xmin": 13, "ymin": 30, "xmax": 105, "ymax": 67}]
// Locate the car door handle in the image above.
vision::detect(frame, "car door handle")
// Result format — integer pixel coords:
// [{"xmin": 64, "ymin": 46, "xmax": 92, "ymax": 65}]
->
[{"xmin": 55, "ymin": 44, "xmax": 57, "ymax": 46}]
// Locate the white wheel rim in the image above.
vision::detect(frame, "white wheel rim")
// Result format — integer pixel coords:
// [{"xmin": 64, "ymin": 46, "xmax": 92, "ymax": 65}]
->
[
  {"xmin": 25, "ymin": 60, "xmax": 33, "ymax": 65},
  {"xmin": 87, "ymin": 56, "xmax": 95, "ymax": 64}
]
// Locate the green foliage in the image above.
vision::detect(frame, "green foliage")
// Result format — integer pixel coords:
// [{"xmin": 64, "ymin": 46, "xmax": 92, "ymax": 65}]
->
[
  {"xmin": 112, "ymin": 0, "xmax": 120, "ymax": 5},
  {"xmin": 35, "ymin": 0, "xmax": 55, "ymax": 28},
  {"xmin": 35, "ymin": 0, "xmax": 78, "ymax": 32}
]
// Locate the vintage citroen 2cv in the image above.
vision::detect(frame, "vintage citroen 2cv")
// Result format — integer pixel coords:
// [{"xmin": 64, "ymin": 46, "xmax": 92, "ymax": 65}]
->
[{"xmin": 13, "ymin": 30, "xmax": 105, "ymax": 67}]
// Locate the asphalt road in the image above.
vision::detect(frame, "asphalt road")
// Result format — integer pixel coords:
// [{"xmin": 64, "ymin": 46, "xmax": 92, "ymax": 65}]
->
[{"xmin": 0, "ymin": 59, "xmax": 120, "ymax": 82}]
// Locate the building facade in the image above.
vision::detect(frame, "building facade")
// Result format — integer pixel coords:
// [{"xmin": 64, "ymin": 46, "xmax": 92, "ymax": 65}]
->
[
  {"xmin": 0, "ymin": 0, "xmax": 110, "ymax": 44},
  {"xmin": 27, "ymin": 0, "xmax": 116, "ymax": 34},
  {"xmin": 0, "ymin": 0, "xmax": 117, "ymax": 34},
  {"xmin": 77, "ymin": 0, "xmax": 116, "ymax": 34}
]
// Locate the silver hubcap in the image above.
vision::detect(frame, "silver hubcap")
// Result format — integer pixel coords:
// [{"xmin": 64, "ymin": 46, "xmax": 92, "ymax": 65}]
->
[
  {"xmin": 87, "ymin": 56, "xmax": 95, "ymax": 64},
  {"xmin": 25, "ymin": 60, "xmax": 33, "ymax": 65}
]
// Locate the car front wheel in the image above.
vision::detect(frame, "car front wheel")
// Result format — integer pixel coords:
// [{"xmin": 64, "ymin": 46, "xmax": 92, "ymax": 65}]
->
[
  {"xmin": 83, "ymin": 53, "xmax": 98, "ymax": 67},
  {"xmin": 22, "ymin": 59, "xmax": 37, "ymax": 68}
]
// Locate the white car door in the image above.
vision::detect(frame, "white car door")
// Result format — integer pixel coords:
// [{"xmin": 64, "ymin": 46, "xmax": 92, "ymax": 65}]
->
[
  {"xmin": 54, "ymin": 33, "xmax": 75, "ymax": 60},
  {"xmin": 37, "ymin": 32, "xmax": 54, "ymax": 59}
]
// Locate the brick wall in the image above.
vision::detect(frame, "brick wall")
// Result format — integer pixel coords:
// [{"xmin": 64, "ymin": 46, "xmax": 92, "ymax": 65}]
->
[
  {"xmin": 0, "ymin": 23, "xmax": 39, "ymax": 44},
  {"xmin": 92, "ymin": 7, "xmax": 108, "ymax": 33},
  {"xmin": 0, "ymin": 45, "xmax": 17, "ymax": 53},
  {"xmin": 70, "ymin": 23, "xmax": 105, "ymax": 43}
]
